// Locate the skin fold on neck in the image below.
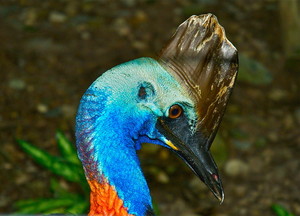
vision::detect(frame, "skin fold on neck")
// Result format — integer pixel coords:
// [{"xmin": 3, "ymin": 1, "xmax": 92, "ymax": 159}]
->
[{"xmin": 88, "ymin": 178, "xmax": 134, "ymax": 216}]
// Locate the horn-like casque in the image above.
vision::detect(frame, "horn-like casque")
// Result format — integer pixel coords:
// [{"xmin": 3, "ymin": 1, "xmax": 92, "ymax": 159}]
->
[{"xmin": 158, "ymin": 14, "xmax": 238, "ymax": 148}]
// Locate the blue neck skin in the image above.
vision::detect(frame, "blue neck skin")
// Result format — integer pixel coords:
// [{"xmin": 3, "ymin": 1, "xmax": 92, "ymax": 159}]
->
[
  {"xmin": 76, "ymin": 88, "xmax": 154, "ymax": 216},
  {"xmin": 77, "ymin": 89, "xmax": 155, "ymax": 215},
  {"xmin": 76, "ymin": 57, "xmax": 194, "ymax": 216},
  {"xmin": 76, "ymin": 58, "xmax": 168, "ymax": 216}
]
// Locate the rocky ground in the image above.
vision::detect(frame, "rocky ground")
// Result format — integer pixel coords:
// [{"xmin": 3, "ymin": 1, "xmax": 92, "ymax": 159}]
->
[{"xmin": 0, "ymin": 0, "xmax": 299, "ymax": 215}]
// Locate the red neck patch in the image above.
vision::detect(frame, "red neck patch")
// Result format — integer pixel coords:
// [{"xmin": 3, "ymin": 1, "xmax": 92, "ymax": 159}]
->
[{"xmin": 88, "ymin": 179, "xmax": 134, "ymax": 216}]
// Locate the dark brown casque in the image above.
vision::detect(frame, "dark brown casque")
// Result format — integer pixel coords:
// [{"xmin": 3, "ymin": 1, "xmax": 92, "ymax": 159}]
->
[{"xmin": 158, "ymin": 14, "xmax": 238, "ymax": 147}]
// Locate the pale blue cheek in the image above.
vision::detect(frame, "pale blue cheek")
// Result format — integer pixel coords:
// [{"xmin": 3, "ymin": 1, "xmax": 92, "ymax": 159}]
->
[{"xmin": 135, "ymin": 135, "xmax": 169, "ymax": 150}]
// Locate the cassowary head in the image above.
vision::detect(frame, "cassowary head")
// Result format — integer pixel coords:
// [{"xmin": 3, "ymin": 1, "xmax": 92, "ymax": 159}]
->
[{"xmin": 76, "ymin": 14, "xmax": 238, "ymax": 215}]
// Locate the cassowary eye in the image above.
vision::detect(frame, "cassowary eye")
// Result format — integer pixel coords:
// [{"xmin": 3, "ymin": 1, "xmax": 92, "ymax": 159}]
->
[{"xmin": 169, "ymin": 104, "xmax": 183, "ymax": 119}]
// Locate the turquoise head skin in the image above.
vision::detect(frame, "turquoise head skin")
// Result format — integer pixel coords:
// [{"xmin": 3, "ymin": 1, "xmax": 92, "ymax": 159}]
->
[
  {"xmin": 76, "ymin": 14, "xmax": 239, "ymax": 216},
  {"xmin": 76, "ymin": 57, "xmax": 197, "ymax": 215}
]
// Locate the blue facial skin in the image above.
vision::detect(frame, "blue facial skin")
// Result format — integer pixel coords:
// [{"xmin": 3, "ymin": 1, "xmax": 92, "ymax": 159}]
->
[{"xmin": 76, "ymin": 57, "xmax": 196, "ymax": 216}]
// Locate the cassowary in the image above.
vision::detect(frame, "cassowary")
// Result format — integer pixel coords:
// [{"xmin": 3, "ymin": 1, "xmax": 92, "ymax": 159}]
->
[{"xmin": 75, "ymin": 14, "xmax": 238, "ymax": 216}]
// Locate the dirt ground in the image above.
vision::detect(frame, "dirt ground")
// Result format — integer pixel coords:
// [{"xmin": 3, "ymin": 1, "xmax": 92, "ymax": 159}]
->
[{"xmin": 0, "ymin": 0, "xmax": 299, "ymax": 215}]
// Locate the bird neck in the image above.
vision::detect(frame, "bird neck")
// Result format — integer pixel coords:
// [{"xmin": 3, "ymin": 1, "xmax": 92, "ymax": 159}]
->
[
  {"xmin": 93, "ymin": 137, "xmax": 152, "ymax": 216},
  {"xmin": 76, "ymin": 88, "xmax": 153, "ymax": 216},
  {"xmin": 88, "ymin": 178, "xmax": 133, "ymax": 216}
]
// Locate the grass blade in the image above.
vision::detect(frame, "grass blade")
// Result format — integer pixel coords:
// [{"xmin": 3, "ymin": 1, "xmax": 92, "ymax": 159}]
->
[
  {"xmin": 15, "ymin": 198, "xmax": 76, "ymax": 214},
  {"xmin": 17, "ymin": 140, "xmax": 85, "ymax": 182},
  {"xmin": 66, "ymin": 200, "xmax": 89, "ymax": 214},
  {"xmin": 56, "ymin": 130, "xmax": 80, "ymax": 165},
  {"xmin": 272, "ymin": 204, "xmax": 295, "ymax": 216}
]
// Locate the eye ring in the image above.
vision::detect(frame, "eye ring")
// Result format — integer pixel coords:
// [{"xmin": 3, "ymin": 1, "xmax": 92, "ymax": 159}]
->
[{"xmin": 168, "ymin": 104, "xmax": 183, "ymax": 119}]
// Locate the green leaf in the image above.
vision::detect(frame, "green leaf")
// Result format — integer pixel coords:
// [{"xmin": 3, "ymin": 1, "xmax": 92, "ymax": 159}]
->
[
  {"xmin": 15, "ymin": 198, "xmax": 77, "ymax": 214},
  {"xmin": 272, "ymin": 204, "xmax": 295, "ymax": 216},
  {"xmin": 50, "ymin": 178, "xmax": 78, "ymax": 198},
  {"xmin": 14, "ymin": 199, "xmax": 41, "ymax": 209},
  {"xmin": 50, "ymin": 179, "xmax": 86, "ymax": 200},
  {"xmin": 15, "ymin": 133, "xmax": 91, "ymax": 215},
  {"xmin": 79, "ymin": 176, "xmax": 90, "ymax": 194},
  {"xmin": 66, "ymin": 200, "xmax": 89, "ymax": 214},
  {"xmin": 41, "ymin": 207, "xmax": 67, "ymax": 214},
  {"xmin": 17, "ymin": 140, "xmax": 85, "ymax": 182},
  {"xmin": 56, "ymin": 130, "xmax": 80, "ymax": 165},
  {"xmin": 152, "ymin": 200, "xmax": 160, "ymax": 216}
]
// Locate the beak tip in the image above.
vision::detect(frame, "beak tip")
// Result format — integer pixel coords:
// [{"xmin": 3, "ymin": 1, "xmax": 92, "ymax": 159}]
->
[
  {"xmin": 212, "ymin": 186, "xmax": 224, "ymax": 204},
  {"xmin": 218, "ymin": 191, "xmax": 225, "ymax": 204},
  {"xmin": 208, "ymin": 173, "xmax": 224, "ymax": 204}
]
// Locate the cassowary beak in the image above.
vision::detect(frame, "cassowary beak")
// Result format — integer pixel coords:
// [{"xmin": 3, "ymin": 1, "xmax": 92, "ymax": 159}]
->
[
  {"xmin": 177, "ymin": 145, "xmax": 224, "ymax": 202},
  {"xmin": 156, "ymin": 117, "xmax": 224, "ymax": 202}
]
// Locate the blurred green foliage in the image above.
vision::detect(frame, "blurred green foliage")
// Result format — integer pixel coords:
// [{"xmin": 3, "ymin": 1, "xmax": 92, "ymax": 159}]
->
[
  {"xmin": 16, "ymin": 131, "xmax": 89, "ymax": 214},
  {"xmin": 272, "ymin": 204, "xmax": 295, "ymax": 216},
  {"xmin": 211, "ymin": 134, "xmax": 228, "ymax": 167},
  {"xmin": 238, "ymin": 53, "xmax": 273, "ymax": 85}
]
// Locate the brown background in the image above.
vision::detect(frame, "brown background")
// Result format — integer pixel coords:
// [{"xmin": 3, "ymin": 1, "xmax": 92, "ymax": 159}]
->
[{"xmin": 0, "ymin": 0, "xmax": 299, "ymax": 215}]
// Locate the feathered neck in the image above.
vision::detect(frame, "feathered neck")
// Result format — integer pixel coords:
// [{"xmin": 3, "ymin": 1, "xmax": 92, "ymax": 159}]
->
[{"xmin": 75, "ymin": 67, "xmax": 155, "ymax": 215}]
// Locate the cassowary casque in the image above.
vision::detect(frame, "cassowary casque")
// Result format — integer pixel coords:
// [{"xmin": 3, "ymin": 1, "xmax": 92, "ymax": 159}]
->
[{"xmin": 75, "ymin": 14, "xmax": 238, "ymax": 216}]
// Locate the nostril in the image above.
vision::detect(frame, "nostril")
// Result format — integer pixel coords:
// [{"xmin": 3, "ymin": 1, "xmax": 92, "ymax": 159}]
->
[{"xmin": 212, "ymin": 173, "xmax": 219, "ymax": 182}]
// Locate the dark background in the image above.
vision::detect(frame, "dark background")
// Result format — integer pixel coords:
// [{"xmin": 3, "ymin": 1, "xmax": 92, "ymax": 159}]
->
[{"xmin": 0, "ymin": 0, "xmax": 299, "ymax": 215}]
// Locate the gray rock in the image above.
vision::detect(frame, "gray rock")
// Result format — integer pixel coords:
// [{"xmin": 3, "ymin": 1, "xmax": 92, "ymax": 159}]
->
[
  {"xmin": 36, "ymin": 103, "xmax": 48, "ymax": 114},
  {"xmin": 49, "ymin": 11, "xmax": 67, "ymax": 23},
  {"xmin": 25, "ymin": 38, "xmax": 65, "ymax": 53},
  {"xmin": 21, "ymin": 8, "xmax": 37, "ymax": 26},
  {"xmin": 113, "ymin": 18, "xmax": 130, "ymax": 36},
  {"xmin": 9, "ymin": 79, "xmax": 26, "ymax": 90},
  {"xmin": 156, "ymin": 171, "xmax": 169, "ymax": 184},
  {"xmin": 225, "ymin": 159, "xmax": 249, "ymax": 177},
  {"xmin": 269, "ymin": 88, "xmax": 288, "ymax": 101}
]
